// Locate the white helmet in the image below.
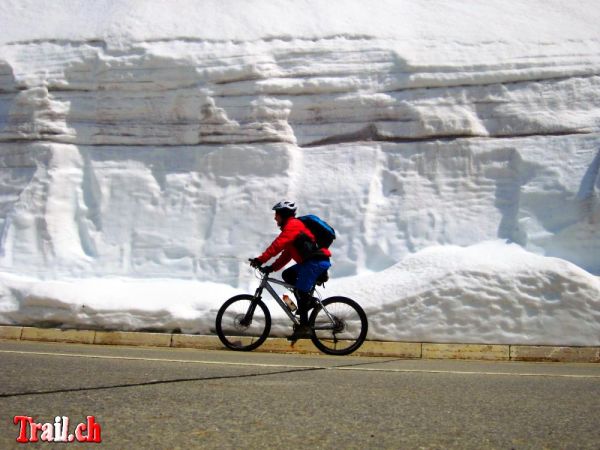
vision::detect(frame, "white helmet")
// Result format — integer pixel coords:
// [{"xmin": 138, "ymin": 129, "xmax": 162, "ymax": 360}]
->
[{"xmin": 272, "ymin": 200, "xmax": 297, "ymax": 215}]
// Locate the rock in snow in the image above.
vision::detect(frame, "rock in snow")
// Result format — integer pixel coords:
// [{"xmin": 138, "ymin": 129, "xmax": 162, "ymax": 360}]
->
[{"xmin": 0, "ymin": 0, "xmax": 598, "ymax": 344}]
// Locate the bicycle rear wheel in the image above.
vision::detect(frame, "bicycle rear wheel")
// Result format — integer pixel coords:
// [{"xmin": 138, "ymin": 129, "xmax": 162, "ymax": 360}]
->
[
  {"xmin": 309, "ymin": 296, "xmax": 368, "ymax": 355},
  {"xmin": 215, "ymin": 294, "xmax": 271, "ymax": 351}
]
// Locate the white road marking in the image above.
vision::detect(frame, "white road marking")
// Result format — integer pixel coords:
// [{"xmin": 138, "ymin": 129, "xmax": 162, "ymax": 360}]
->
[
  {"xmin": 0, "ymin": 350, "xmax": 321, "ymax": 369},
  {"xmin": 1, "ymin": 349, "xmax": 599, "ymax": 379},
  {"xmin": 334, "ymin": 366, "xmax": 600, "ymax": 378}
]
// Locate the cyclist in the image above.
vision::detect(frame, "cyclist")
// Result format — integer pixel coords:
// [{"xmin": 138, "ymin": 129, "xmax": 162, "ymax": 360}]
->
[{"xmin": 250, "ymin": 201, "xmax": 331, "ymax": 340}]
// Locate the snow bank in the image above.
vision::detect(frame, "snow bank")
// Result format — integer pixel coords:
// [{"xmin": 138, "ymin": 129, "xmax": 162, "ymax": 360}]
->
[
  {"xmin": 331, "ymin": 241, "xmax": 600, "ymax": 345},
  {"xmin": 0, "ymin": 0, "xmax": 599, "ymax": 344},
  {"xmin": 1, "ymin": 241, "xmax": 598, "ymax": 345},
  {"xmin": 0, "ymin": 274, "xmax": 237, "ymax": 334}
]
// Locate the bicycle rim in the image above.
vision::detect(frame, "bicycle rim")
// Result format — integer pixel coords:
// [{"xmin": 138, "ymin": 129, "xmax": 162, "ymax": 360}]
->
[
  {"xmin": 309, "ymin": 296, "xmax": 368, "ymax": 355},
  {"xmin": 215, "ymin": 295, "xmax": 271, "ymax": 351}
]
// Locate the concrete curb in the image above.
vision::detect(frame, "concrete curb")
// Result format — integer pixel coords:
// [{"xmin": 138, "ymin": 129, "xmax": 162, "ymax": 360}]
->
[
  {"xmin": 422, "ymin": 343, "xmax": 511, "ymax": 361},
  {"xmin": 1, "ymin": 326, "xmax": 599, "ymax": 362}
]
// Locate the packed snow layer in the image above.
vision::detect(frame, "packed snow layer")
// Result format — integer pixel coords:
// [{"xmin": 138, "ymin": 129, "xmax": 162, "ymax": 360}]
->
[
  {"xmin": 0, "ymin": 0, "xmax": 599, "ymax": 344},
  {"xmin": 0, "ymin": 136, "xmax": 597, "ymax": 278},
  {"xmin": 2, "ymin": 26, "xmax": 600, "ymax": 147},
  {"xmin": 3, "ymin": 0, "xmax": 600, "ymax": 45}
]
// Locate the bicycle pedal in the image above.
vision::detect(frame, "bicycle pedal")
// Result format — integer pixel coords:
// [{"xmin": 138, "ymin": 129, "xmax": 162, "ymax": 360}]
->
[{"xmin": 287, "ymin": 324, "xmax": 312, "ymax": 343}]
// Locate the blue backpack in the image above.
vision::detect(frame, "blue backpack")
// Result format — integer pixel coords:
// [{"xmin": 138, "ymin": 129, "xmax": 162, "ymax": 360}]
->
[{"xmin": 298, "ymin": 215, "xmax": 336, "ymax": 249}]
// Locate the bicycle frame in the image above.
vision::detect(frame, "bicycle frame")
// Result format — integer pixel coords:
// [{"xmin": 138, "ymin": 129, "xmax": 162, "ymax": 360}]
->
[
  {"xmin": 249, "ymin": 271, "xmax": 338, "ymax": 330},
  {"xmin": 253, "ymin": 274, "xmax": 301, "ymax": 325}
]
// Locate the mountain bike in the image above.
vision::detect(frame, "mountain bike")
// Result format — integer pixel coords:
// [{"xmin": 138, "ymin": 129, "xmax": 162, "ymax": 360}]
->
[{"xmin": 215, "ymin": 264, "xmax": 368, "ymax": 355}]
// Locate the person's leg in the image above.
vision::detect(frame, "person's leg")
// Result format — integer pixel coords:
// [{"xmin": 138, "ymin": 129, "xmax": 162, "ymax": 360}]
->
[
  {"xmin": 288, "ymin": 259, "xmax": 332, "ymax": 341},
  {"xmin": 281, "ymin": 265, "xmax": 299, "ymax": 286},
  {"xmin": 295, "ymin": 259, "xmax": 331, "ymax": 325}
]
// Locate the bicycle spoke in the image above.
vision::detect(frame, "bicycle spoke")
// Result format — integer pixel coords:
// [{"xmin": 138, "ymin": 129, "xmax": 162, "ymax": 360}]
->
[
  {"xmin": 216, "ymin": 295, "xmax": 271, "ymax": 351},
  {"xmin": 309, "ymin": 297, "xmax": 368, "ymax": 355}
]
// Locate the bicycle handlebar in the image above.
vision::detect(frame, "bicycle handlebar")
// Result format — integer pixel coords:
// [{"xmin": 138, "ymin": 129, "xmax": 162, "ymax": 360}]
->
[{"xmin": 248, "ymin": 258, "xmax": 274, "ymax": 275}]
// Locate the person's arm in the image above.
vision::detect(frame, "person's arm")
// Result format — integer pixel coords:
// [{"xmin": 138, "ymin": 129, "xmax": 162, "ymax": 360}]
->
[
  {"xmin": 270, "ymin": 249, "xmax": 293, "ymax": 271},
  {"xmin": 257, "ymin": 224, "xmax": 297, "ymax": 263}
]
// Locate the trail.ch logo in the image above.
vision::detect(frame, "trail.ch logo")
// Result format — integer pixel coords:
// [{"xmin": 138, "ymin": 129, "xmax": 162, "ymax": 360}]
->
[{"xmin": 13, "ymin": 416, "xmax": 101, "ymax": 443}]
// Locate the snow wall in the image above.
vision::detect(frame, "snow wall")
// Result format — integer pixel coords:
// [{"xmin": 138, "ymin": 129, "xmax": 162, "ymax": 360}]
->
[{"xmin": 0, "ymin": 0, "xmax": 599, "ymax": 345}]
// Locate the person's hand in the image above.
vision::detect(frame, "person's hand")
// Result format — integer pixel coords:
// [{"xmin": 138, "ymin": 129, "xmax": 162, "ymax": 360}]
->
[
  {"xmin": 259, "ymin": 265, "xmax": 273, "ymax": 274},
  {"xmin": 249, "ymin": 258, "xmax": 262, "ymax": 268}
]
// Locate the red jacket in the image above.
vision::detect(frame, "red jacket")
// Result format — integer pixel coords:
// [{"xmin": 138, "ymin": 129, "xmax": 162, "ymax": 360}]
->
[{"xmin": 258, "ymin": 217, "xmax": 332, "ymax": 271}]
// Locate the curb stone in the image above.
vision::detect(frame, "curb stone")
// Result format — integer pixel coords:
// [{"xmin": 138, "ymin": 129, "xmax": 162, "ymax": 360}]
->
[
  {"xmin": 1, "ymin": 326, "xmax": 599, "ymax": 362},
  {"xmin": 510, "ymin": 345, "xmax": 600, "ymax": 363},
  {"xmin": 94, "ymin": 330, "xmax": 171, "ymax": 347},
  {"xmin": 422, "ymin": 343, "xmax": 510, "ymax": 361},
  {"xmin": 21, "ymin": 327, "xmax": 95, "ymax": 344},
  {"xmin": 0, "ymin": 325, "xmax": 22, "ymax": 340}
]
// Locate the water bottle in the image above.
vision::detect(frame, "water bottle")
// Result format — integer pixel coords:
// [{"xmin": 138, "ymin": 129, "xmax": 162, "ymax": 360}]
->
[{"xmin": 282, "ymin": 294, "xmax": 297, "ymax": 312}]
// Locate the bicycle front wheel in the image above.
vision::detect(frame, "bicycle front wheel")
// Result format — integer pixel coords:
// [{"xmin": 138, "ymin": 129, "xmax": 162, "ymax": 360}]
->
[
  {"xmin": 309, "ymin": 296, "xmax": 368, "ymax": 355},
  {"xmin": 215, "ymin": 294, "xmax": 271, "ymax": 351}
]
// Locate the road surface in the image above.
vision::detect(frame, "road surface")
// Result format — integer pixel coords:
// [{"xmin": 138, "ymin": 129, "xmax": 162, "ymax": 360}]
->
[{"xmin": 1, "ymin": 340, "xmax": 599, "ymax": 448}]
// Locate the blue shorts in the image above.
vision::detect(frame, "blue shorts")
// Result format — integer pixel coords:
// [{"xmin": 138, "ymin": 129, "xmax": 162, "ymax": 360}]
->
[{"xmin": 282, "ymin": 259, "xmax": 331, "ymax": 293}]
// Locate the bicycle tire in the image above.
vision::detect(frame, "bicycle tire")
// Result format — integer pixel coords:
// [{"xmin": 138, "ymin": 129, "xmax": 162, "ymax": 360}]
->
[
  {"xmin": 215, "ymin": 294, "xmax": 271, "ymax": 351},
  {"xmin": 309, "ymin": 296, "xmax": 368, "ymax": 355}
]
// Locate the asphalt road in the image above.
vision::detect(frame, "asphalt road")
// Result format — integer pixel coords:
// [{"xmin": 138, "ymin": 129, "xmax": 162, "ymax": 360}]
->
[{"xmin": 0, "ymin": 340, "xmax": 599, "ymax": 449}]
